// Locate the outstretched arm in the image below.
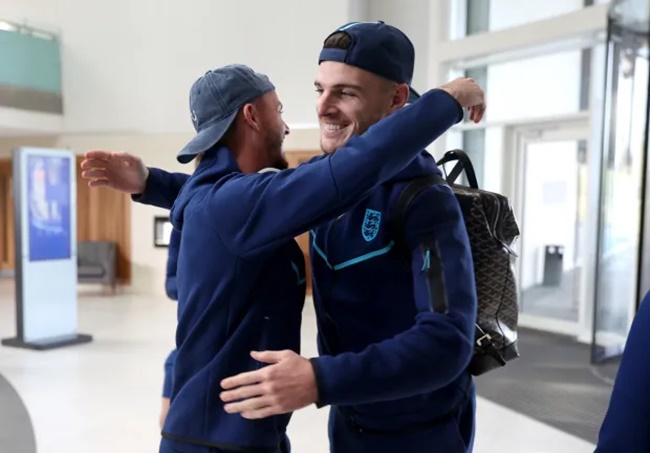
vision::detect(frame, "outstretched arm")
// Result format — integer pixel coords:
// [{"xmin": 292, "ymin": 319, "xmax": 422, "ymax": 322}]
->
[
  {"xmin": 134, "ymin": 168, "xmax": 190, "ymax": 211},
  {"xmin": 213, "ymin": 88, "xmax": 470, "ymax": 259},
  {"xmin": 80, "ymin": 150, "xmax": 190, "ymax": 210}
]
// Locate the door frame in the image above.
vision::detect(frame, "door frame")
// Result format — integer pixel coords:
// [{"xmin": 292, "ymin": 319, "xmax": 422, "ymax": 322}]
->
[{"xmin": 503, "ymin": 116, "xmax": 595, "ymax": 340}]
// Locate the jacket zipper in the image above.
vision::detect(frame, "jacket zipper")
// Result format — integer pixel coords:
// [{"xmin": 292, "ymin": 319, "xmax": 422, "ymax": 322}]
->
[{"xmin": 422, "ymin": 240, "xmax": 449, "ymax": 314}]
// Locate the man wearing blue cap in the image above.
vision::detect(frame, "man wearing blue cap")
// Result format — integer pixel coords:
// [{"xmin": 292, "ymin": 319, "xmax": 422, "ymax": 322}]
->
[
  {"xmin": 82, "ymin": 56, "xmax": 484, "ymax": 453},
  {"xmin": 220, "ymin": 22, "xmax": 481, "ymax": 453}
]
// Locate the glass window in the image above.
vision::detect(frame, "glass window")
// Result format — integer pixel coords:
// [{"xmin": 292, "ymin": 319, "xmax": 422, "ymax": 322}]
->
[
  {"xmin": 485, "ymin": 49, "xmax": 585, "ymax": 122},
  {"xmin": 450, "ymin": 0, "xmax": 613, "ymax": 39}
]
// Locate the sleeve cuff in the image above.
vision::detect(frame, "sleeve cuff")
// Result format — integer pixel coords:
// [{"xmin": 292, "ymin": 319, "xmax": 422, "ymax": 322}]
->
[
  {"xmin": 432, "ymin": 89, "xmax": 465, "ymax": 124},
  {"xmin": 130, "ymin": 167, "xmax": 160, "ymax": 205},
  {"xmin": 309, "ymin": 357, "xmax": 329, "ymax": 409},
  {"xmin": 131, "ymin": 168, "xmax": 152, "ymax": 202}
]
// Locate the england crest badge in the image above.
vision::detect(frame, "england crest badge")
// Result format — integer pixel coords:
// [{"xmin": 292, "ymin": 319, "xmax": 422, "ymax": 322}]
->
[{"xmin": 362, "ymin": 209, "xmax": 381, "ymax": 242}]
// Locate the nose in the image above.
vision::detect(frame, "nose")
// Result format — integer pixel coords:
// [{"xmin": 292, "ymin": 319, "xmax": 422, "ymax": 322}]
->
[
  {"xmin": 316, "ymin": 92, "xmax": 336, "ymax": 118},
  {"xmin": 283, "ymin": 121, "xmax": 290, "ymax": 136}
]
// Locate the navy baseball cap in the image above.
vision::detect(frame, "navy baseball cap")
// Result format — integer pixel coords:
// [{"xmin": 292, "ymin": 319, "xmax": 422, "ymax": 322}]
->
[
  {"xmin": 319, "ymin": 21, "xmax": 420, "ymax": 102},
  {"xmin": 177, "ymin": 64, "xmax": 275, "ymax": 164}
]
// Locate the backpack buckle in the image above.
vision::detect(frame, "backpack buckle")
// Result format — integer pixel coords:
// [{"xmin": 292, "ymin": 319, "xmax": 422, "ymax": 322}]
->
[
  {"xmin": 475, "ymin": 332, "xmax": 507, "ymax": 367},
  {"xmin": 476, "ymin": 333, "xmax": 492, "ymax": 347}
]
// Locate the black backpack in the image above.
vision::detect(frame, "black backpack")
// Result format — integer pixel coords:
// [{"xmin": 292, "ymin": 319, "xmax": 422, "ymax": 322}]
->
[{"xmin": 392, "ymin": 149, "xmax": 521, "ymax": 376}]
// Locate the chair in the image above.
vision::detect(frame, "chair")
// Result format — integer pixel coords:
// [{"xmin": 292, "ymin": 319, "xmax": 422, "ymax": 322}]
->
[{"xmin": 77, "ymin": 241, "xmax": 117, "ymax": 292}]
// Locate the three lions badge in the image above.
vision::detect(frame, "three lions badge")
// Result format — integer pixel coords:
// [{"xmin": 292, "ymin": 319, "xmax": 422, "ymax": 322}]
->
[{"xmin": 362, "ymin": 209, "xmax": 381, "ymax": 242}]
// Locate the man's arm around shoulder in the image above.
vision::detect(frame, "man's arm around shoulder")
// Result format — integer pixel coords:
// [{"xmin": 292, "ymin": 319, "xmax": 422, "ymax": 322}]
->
[{"xmin": 213, "ymin": 89, "xmax": 466, "ymax": 259}]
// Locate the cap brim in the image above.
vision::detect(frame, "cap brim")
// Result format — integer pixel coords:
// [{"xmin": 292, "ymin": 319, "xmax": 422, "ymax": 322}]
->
[
  {"xmin": 408, "ymin": 86, "xmax": 421, "ymax": 103},
  {"xmin": 177, "ymin": 110, "xmax": 239, "ymax": 164}
]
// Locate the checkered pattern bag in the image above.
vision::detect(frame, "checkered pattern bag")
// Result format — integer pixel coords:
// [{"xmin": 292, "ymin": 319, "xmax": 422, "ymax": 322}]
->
[{"xmin": 393, "ymin": 149, "xmax": 521, "ymax": 376}]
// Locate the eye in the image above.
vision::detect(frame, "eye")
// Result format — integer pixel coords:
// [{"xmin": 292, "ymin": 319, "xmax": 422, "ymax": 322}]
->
[
  {"xmin": 341, "ymin": 91, "xmax": 355, "ymax": 97},
  {"xmin": 315, "ymin": 88, "xmax": 324, "ymax": 95}
]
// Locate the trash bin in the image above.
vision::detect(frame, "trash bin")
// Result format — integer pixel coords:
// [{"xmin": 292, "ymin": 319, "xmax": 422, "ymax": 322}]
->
[{"xmin": 543, "ymin": 245, "xmax": 564, "ymax": 287}]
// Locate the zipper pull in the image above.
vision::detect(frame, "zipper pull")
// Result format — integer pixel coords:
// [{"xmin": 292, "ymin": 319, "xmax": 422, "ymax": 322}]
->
[{"xmin": 421, "ymin": 248, "xmax": 431, "ymax": 272}]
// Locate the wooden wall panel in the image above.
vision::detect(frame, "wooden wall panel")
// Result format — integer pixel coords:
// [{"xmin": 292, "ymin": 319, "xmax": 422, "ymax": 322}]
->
[
  {"xmin": 75, "ymin": 156, "xmax": 132, "ymax": 284},
  {"xmin": 0, "ymin": 159, "xmax": 14, "ymax": 272},
  {"xmin": 0, "ymin": 156, "xmax": 131, "ymax": 283},
  {"xmin": 285, "ymin": 150, "xmax": 321, "ymax": 295}
]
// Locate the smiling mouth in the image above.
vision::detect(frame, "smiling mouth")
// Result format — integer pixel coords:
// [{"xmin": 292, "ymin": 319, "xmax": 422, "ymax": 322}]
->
[{"xmin": 323, "ymin": 123, "xmax": 349, "ymax": 133}]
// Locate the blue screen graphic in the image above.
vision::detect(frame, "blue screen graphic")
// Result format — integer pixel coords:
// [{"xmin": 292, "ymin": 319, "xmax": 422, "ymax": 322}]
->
[{"xmin": 27, "ymin": 155, "xmax": 71, "ymax": 261}]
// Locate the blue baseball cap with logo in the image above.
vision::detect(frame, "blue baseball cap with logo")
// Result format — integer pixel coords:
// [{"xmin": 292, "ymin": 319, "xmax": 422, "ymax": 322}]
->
[
  {"xmin": 319, "ymin": 21, "xmax": 420, "ymax": 102},
  {"xmin": 177, "ymin": 64, "xmax": 275, "ymax": 164}
]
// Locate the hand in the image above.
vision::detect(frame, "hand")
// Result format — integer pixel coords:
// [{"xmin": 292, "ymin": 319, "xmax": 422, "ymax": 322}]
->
[
  {"xmin": 80, "ymin": 150, "xmax": 150, "ymax": 194},
  {"xmin": 160, "ymin": 397, "xmax": 170, "ymax": 430},
  {"xmin": 438, "ymin": 77, "xmax": 486, "ymax": 123},
  {"xmin": 220, "ymin": 350, "xmax": 318, "ymax": 419}
]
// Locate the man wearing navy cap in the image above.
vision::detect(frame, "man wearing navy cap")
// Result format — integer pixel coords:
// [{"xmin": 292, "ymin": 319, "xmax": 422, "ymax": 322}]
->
[
  {"xmin": 82, "ymin": 55, "xmax": 484, "ymax": 453},
  {"xmin": 219, "ymin": 22, "xmax": 480, "ymax": 453}
]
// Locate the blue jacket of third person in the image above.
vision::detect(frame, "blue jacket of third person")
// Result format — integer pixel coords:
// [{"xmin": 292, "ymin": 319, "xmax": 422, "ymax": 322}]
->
[{"xmin": 596, "ymin": 291, "xmax": 650, "ymax": 452}]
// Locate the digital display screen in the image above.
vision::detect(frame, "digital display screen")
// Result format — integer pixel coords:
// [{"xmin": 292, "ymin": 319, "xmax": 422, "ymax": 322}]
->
[{"xmin": 27, "ymin": 155, "xmax": 71, "ymax": 261}]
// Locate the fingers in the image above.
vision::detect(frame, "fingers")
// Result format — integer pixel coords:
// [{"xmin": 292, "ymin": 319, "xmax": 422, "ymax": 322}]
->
[
  {"xmin": 80, "ymin": 158, "xmax": 109, "ymax": 170},
  {"xmin": 477, "ymin": 104, "xmax": 486, "ymax": 122},
  {"xmin": 241, "ymin": 406, "xmax": 283, "ymax": 420},
  {"xmin": 221, "ymin": 370, "xmax": 264, "ymax": 390},
  {"xmin": 220, "ymin": 383, "xmax": 264, "ymax": 403},
  {"xmin": 83, "ymin": 150, "xmax": 138, "ymax": 167},
  {"xmin": 472, "ymin": 104, "xmax": 486, "ymax": 123},
  {"xmin": 88, "ymin": 179, "xmax": 109, "ymax": 188},
  {"xmin": 84, "ymin": 150, "xmax": 114, "ymax": 160},
  {"xmin": 466, "ymin": 103, "xmax": 486, "ymax": 123},
  {"xmin": 250, "ymin": 350, "xmax": 287, "ymax": 364},
  {"xmin": 81, "ymin": 169, "xmax": 109, "ymax": 179},
  {"xmin": 223, "ymin": 396, "xmax": 273, "ymax": 415},
  {"xmin": 114, "ymin": 151, "xmax": 141, "ymax": 166}
]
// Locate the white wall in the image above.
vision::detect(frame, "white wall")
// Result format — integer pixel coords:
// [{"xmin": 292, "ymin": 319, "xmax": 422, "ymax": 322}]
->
[
  {"xmin": 368, "ymin": 0, "xmax": 431, "ymax": 91},
  {"xmin": 60, "ymin": 0, "xmax": 351, "ymax": 133},
  {"xmin": 0, "ymin": 0, "xmax": 62, "ymax": 33},
  {"xmin": 3, "ymin": 0, "xmax": 352, "ymax": 134}
]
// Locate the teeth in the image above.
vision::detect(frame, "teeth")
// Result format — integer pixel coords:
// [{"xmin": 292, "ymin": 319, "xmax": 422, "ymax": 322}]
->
[{"xmin": 325, "ymin": 124, "xmax": 344, "ymax": 131}]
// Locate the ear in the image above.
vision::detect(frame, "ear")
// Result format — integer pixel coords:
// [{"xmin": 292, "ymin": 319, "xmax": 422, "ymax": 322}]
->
[
  {"xmin": 389, "ymin": 84, "xmax": 410, "ymax": 111},
  {"xmin": 241, "ymin": 103, "xmax": 262, "ymax": 132}
]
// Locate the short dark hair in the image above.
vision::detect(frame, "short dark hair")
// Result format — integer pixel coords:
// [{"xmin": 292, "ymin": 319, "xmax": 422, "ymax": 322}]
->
[{"xmin": 323, "ymin": 31, "xmax": 351, "ymax": 50}]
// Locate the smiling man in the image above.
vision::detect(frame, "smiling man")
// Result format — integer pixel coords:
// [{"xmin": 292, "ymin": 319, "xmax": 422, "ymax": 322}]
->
[
  {"xmin": 80, "ymin": 55, "xmax": 485, "ymax": 451},
  {"xmin": 219, "ymin": 22, "xmax": 481, "ymax": 453}
]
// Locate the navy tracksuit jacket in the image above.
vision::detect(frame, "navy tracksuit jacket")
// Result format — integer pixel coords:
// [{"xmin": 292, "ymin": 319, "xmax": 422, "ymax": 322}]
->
[
  {"xmin": 596, "ymin": 291, "xmax": 650, "ymax": 452},
  {"xmin": 309, "ymin": 150, "xmax": 477, "ymax": 452},
  {"xmin": 163, "ymin": 229, "xmax": 180, "ymax": 399},
  {"xmin": 136, "ymin": 89, "xmax": 474, "ymax": 452}
]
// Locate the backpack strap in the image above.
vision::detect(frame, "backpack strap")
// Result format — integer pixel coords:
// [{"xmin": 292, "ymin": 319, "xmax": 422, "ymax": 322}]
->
[
  {"xmin": 437, "ymin": 149, "xmax": 479, "ymax": 189},
  {"xmin": 390, "ymin": 173, "xmax": 447, "ymax": 255}
]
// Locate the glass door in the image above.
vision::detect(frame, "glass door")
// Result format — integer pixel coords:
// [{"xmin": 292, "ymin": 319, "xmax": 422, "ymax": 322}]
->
[
  {"xmin": 513, "ymin": 124, "xmax": 591, "ymax": 335},
  {"xmin": 592, "ymin": 2, "xmax": 650, "ymax": 363}
]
